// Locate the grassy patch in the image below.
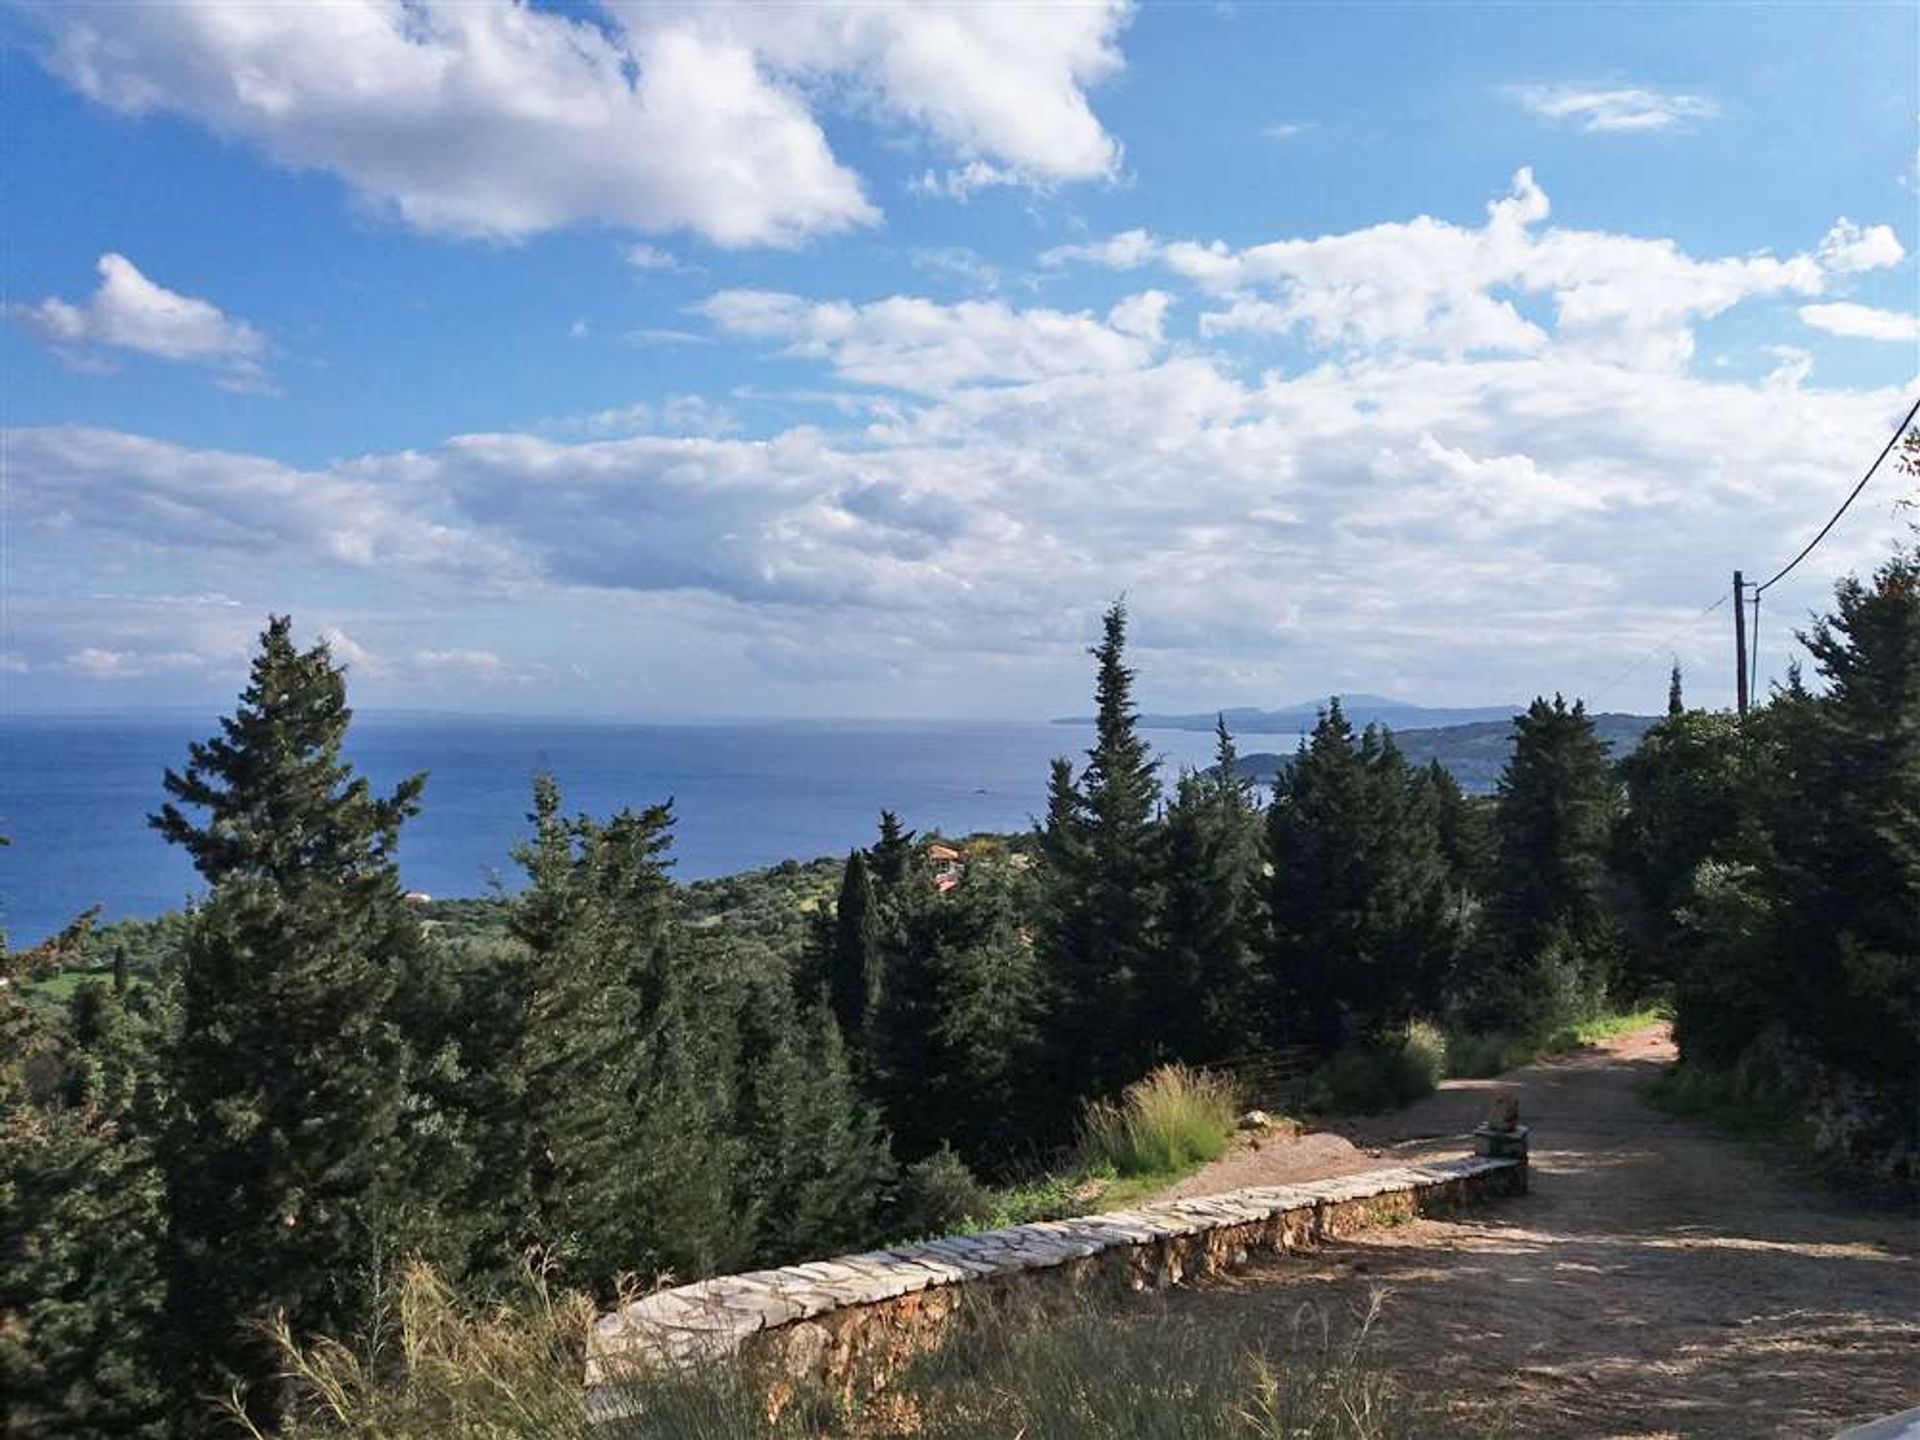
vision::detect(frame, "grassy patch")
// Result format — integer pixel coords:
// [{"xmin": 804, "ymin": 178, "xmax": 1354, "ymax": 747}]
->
[
  {"xmin": 1078, "ymin": 1064, "xmax": 1240, "ymax": 1177},
  {"xmin": 1446, "ymin": 1007, "xmax": 1668, "ymax": 1081},
  {"xmin": 251, "ymin": 1264, "xmax": 1469, "ymax": 1439},
  {"xmin": 1645, "ymin": 1062, "xmax": 1798, "ymax": 1141},
  {"xmin": 1542, "ymin": 1007, "xmax": 1667, "ymax": 1055}
]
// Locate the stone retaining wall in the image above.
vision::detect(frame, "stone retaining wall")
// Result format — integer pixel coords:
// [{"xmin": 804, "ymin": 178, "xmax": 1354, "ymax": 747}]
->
[{"xmin": 588, "ymin": 1153, "xmax": 1525, "ymax": 1411}]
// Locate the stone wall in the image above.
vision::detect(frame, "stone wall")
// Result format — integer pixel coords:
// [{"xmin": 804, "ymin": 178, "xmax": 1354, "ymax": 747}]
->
[{"xmin": 588, "ymin": 1152, "xmax": 1525, "ymax": 1412}]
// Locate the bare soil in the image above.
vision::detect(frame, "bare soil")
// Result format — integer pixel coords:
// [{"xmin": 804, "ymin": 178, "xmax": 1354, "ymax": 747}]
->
[{"xmin": 1160, "ymin": 1026, "xmax": 1920, "ymax": 1438}]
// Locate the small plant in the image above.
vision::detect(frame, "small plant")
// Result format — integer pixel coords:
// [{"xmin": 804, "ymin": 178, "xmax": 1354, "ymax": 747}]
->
[
  {"xmin": 891, "ymin": 1145, "xmax": 995, "ymax": 1237},
  {"xmin": 1315, "ymin": 1036, "xmax": 1440, "ymax": 1116},
  {"xmin": 1076, "ymin": 1064, "xmax": 1240, "ymax": 1177}
]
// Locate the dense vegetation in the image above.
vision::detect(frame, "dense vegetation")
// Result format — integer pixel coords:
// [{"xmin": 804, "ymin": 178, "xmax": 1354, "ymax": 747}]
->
[{"xmin": 4, "ymin": 528, "xmax": 1915, "ymax": 1435}]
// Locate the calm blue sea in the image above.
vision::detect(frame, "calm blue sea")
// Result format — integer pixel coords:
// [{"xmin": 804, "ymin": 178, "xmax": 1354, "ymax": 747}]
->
[{"xmin": 0, "ymin": 713, "xmax": 1285, "ymax": 946}]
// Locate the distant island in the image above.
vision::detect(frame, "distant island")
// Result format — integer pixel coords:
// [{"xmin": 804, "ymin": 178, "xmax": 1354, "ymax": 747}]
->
[
  {"xmin": 1054, "ymin": 695, "xmax": 1525, "ymax": 734},
  {"xmin": 1233, "ymin": 711, "xmax": 1662, "ymax": 793}
]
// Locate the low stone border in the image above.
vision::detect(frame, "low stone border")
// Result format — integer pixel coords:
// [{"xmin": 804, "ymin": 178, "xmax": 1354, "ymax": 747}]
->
[{"xmin": 588, "ymin": 1152, "xmax": 1525, "ymax": 1408}]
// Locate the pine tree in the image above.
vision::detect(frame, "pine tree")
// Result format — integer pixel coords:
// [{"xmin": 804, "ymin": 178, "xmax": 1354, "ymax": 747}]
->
[
  {"xmin": 1265, "ymin": 707, "xmax": 1454, "ymax": 1048},
  {"xmin": 1790, "ymin": 546, "xmax": 1920, "ymax": 1094},
  {"xmin": 869, "ymin": 810, "xmax": 916, "ymax": 891},
  {"xmin": 1152, "ymin": 718, "xmax": 1265, "ymax": 1063},
  {"xmin": 1264, "ymin": 701, "xmax": 1367, "ymax": 1049},
  {"xmin": 1492, "ymin": 695, "xmax": 1617, "ymax": 961},
  {"xmin": 149, "ymin": 616, "xmax": 432, "ymax": 1432},
  {"xmin": 1051, "ymin": 600, "xmax": 1162, "ymax": 1092},
  {"xmin": 458, "ymin": 776, "xmax": 670, "ymax": 1291},
  {"xmin": 1, "ymin": 965, "xmax": 169, "ymax": 1438},
  {"xmin": 1667, "ymin": 661, "xmax": 1686, "ymax": 718},
  {"xmin": 872, "ymin": 856, "xmax": 1046, "ymax": 1171}
]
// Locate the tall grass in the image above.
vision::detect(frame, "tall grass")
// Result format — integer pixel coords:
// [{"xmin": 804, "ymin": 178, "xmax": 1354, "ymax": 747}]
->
[
  {"xmin": 1077, "ymin": 1064, "xmax": 1240, "ymax": 1177},
  {"xmin": 1314, "ymin": 1023, "xmax": 1448, "ymax": 1116},
  {"xmin": 248, "ymin": 1265, "xmax": 1467, "ymax": 1439},
  {"xmin": 906, "ymin": 1291, "xmax": 1466, "ymax": 1439}
]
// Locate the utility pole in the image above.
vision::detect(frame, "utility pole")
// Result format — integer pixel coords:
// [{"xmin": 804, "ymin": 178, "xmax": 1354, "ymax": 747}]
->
[{"xmin": 1733, "ymin": 570, "xmax": 1749, "ymax": 716}]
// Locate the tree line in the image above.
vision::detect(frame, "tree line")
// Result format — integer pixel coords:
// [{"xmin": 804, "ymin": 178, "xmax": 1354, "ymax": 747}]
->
[{"xmin": 5, "ymin": 536, "xmax": 1915, "ymax": 1436}]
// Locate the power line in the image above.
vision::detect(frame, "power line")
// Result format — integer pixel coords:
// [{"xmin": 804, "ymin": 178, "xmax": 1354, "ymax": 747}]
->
[
  {"xmin": 1589, "ymin": 591, "xmax": 1728, "ymax": 708},
  {"xmin": 1754, "ymin": 395, "xmax": 1920, "ymax": 596}
]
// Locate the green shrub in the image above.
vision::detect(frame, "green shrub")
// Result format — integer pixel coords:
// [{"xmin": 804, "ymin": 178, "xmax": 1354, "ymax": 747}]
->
[
  {"xmin": 1315, "ymin": 1036, "xmax": 1442, "ymax": 1116},
  {"xmin": 1077, "ymin": 1064, "xmax": 1239, "ymax": 1177},
  {"xmin": 1444, "ymin": 1031, "xmax": 1529, "ymax": 1079},
  {"xmin": 891, "ymin": 1145, "xmax": 995, "ymax": 1238}
]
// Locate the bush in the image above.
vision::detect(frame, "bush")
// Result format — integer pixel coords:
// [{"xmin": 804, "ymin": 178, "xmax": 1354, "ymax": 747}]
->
[
  {"xmin": 1444, "ymin": 1031, "xmax": 1529, "ymax": 1080},
  {"xmin": 1077, "ymin": 1064, "xmax": 1239, "ymax": 1177},
  {"xmin": 891, "ymin": 1145, "xmax": 995, "ymax": 1238},
  {"xmin": 1315, "ymin": 1034, "xmax": 1443, "ymax": 1116}
]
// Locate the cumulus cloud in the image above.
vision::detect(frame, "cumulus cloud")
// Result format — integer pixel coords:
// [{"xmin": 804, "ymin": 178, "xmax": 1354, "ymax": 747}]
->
[
  {"xmin": 1799, "ymin": 303, "xmax": 1919, "ymax": 342},
  {"xmin": 1050, "ymin": 169, "xmax": 1870, "ymax": 369},
  {"xmin": 10, "ymin": 170, "xmax": 1914, "ymax": 710},
  {"xmin": 14, "ymin": 253, "xmax": 267, "ymax": 385},
  {"xmin": 26, "ymin": 0, "xmax": 1128, "ymax": 246},
  {"xmin": 698, "ymin": 289, "xmax": 1164, "ymax": 393},
  {"xmin": 626, "ymin": 3, "xmax": 1129, "ymax": 186},
  {"xmin": 1511, "ymin": 84, "xmax": 1719, "ymax": 133},
  {"xmin": 1817, "ymin": 219, "xmax": 1906, "ymax": 274}
]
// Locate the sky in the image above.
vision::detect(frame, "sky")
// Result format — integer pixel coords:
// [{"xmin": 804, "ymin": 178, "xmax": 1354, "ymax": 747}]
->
[{"xmin": 3, "ymin": 1, "xmax": 1917, "ymax": 721}]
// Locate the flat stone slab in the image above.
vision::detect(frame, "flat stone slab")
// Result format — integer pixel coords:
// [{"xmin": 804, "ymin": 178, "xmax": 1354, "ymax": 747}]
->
[{"xmin": 591, "ymin": 1155, "xmax": 1520, "ymax": 1368}]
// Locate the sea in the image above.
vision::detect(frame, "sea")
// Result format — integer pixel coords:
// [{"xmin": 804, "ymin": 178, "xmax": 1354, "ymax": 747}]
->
[{"xmin": 0, "ymin": 713, "xmax": 1293, "ymax": 946}]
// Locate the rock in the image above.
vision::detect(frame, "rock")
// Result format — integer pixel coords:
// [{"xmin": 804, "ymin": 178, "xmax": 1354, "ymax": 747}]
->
[{"xmin": 1238, "ymin": 1109, "xmax": 1276, "ymax": 1131}]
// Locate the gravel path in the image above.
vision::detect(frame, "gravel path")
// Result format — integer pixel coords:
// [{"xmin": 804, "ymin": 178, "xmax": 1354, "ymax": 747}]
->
[{"xmin": 1163, "ymin": 1026, "xmax": 1920, "ymax": 1438}]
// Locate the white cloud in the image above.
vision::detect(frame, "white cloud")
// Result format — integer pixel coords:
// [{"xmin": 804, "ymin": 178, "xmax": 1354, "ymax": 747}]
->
[
  {"xmin": 1799, "ymin": 302, "xmax": 1919, "ymax": 342},
  {"xmin": 63, "ymin": 645, "xmax": 208, "ymax": 679},
  {"xmin": 1055, "ymin": 169, "xmax": 1849, "ymax": 369},
  {"xmin": 1263, "ymin": 122, "xmax": 1315, "ymax": 142},
  {"xmin": 413, "ymin": 648, "xmax": 511, "ymax": 680},
  {"xmin": 14, "ymin": 253, "xmax": 267, "ymax": 385},
  {"xmin": 698, "ymin": 289, "xmax": 1163, "ymax": 393},
  {"xmin": 1042, "ymin": 229, "xmax": 1160, "ymax": 270},
  {"xmin": 1817, "ymin": 219, "xmax": 1906, "ymax": 274},
  {"xmin": 625, "ymin": 243, "xmax": 679, "ymax": 271},
  {"xmin": 628, "ymin": 2, "xmax": 1129, "ymax": 187},
  {"xmin": 1511, "ymin": 84, "xmax": 1719, "ymax": 133},
  {"xmin": 28, "ymin": 0, "xmax": 1129, "ymax": 247}
]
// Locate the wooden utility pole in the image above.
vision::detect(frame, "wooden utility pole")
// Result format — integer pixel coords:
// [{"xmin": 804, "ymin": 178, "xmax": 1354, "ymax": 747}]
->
[{"xmin": 1733, "ymin": 570, "xmax": 1749, "ymax": 716}]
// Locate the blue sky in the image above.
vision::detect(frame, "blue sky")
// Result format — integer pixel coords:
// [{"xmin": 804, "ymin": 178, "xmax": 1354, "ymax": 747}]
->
[{"xmin": 4, "ymin": 1, "xmax": 1916, "ymax": 719}]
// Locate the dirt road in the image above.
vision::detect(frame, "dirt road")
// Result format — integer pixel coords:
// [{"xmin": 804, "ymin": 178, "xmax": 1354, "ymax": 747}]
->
[{"xmin": 1166, "ymin": 1027, "xmax": 1919, "ymax": 1438}]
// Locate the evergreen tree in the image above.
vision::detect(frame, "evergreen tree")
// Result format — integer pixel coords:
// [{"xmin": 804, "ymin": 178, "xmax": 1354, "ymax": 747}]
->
[
  {"xmin": 1152, "ymin": 718, "xmax": 1265, "ymax": 1063},
  {"xmin": 1790, "ymin": 546, "xmax": 1920, "ymax": 1096},
  {"xmin": 1667, "ymin": 661, "xmax": 1686, "ymax": 718},
  {"xmin": 149, "ymin": 617, "xmax": 432, "ymax": 1432},
  {"xmin": 872, "ymin": 856, "xmax": 1046, "ymax": 1172},
  {"xmin": 869, "ymin": 810, "xmax": 916, "ymax": 891},
  {"xmin": 1415, "ymin": 759, "xmax": 1495, "ymax": 899},
  {"xmin": 1, "ymin": 964, "xmax": 169, "ymax": 1438},
  {"xmin": 457, "ymin": 776, "xmax": 669, "ymax": 1291},
  {"xmin": 1491, "ymin": 695, "xmax": 1617, "ymax": 962},
  {"xmin": 825, "ymin": 848, "xmax": 883, "ymax": 1053},
  {"xmin": 1042, "ymin": 601, "xmax": 1162, "ymax": 1094}
]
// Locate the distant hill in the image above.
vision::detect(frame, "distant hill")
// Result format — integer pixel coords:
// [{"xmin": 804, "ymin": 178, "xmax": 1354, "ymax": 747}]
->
[
  {"xmin": 1054, "ymin": 696, "xmax": 1525, "ymax": 734},
  {"xmin": 1233, "ymin": 711, "xmax": 1662, "ymax": 794}
]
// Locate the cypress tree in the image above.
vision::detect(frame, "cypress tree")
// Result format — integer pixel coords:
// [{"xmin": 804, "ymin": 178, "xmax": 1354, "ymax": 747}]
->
[
  {"xmin": 825, "ymin": 848, "xmax": 883, "ymax": 1053},
  {"xmin": 1068, "ymin": 600, "xmax": 1162, "ymax": 1090},
  {"xmin": 1152, "ymin": 717, "xmax": 1265, "ymax": 1063},
  {"xmin": 149, "ymin": 617, "xmax": 430, "ymax": 1432},
  {"xmin": 1667, "ymin": 661, "xmax": 1686, "ymax": 718}
]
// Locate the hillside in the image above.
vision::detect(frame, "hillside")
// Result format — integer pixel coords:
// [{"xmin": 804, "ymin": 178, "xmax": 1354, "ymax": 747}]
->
[{"xmin": 1234, "ymin": 711, "xmax": 1661, "ymax": 792}]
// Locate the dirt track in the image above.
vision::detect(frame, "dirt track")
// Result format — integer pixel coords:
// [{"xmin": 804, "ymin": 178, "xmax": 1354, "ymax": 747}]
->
[{"xmin": 1166, "ymin": 1027, "xmax": 1920, "ymax": 1438}]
